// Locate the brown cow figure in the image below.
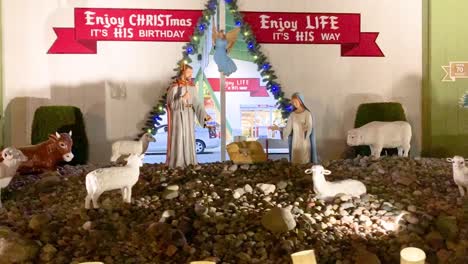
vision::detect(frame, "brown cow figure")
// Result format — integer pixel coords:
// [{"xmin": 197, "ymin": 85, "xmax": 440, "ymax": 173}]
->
[{"xmin": 13, "ymin": 131, "xmax": 74, "ymax": 174}]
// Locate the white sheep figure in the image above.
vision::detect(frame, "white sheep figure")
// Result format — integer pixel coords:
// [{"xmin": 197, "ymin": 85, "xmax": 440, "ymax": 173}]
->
[
  {"xmin": 0, "ymin": 147, "xmax": 28, "ymax": 208},
  {"xmin": 347, "ymin": 121, "xmax": 412, "ymax": 159},
  {"xmin": 305, "ymin": 165, "xmax": 366, "ymax": 200},
  {"xmin": 85, "ymin": 154, "xmax": 144, "ymax": 209},
  {"xmin": 110, "ymin": 132, "xmax": 155, "ymax": 162},
  {"xmin": 447, "ymin": 156, "xmax": 468, "ymax": 197}
]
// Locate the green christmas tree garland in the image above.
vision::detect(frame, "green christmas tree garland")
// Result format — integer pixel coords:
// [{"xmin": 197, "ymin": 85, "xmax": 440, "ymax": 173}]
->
[{"xmin": 141, "ymin": 0, "xmax": 293, "ymax": 137}]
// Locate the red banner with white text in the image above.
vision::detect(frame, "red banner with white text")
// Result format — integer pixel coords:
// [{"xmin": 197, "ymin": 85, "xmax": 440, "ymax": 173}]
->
[
  {"xmin": 242, "ymin": 12, "xmax": 384, "ymax": 57},
  {"xmin": 207, "ymin": 78, "xmax": 269, "ymax": 97},
  {"xmin": 48, "ymin": 8, "xmax": 384, "ymax": 57},
  {"xmin": 48, "ymin": 8, "xmax": 201, "ymax": 54}
]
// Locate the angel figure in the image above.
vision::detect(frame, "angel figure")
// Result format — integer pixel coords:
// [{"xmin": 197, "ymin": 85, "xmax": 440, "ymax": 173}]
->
[{"xmin": 212, "ymin": 26, "xmax": 240, "ymax": 76}]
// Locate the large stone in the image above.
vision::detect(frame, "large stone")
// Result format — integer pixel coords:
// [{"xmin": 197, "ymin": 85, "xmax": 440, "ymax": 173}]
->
[
  {"xmin": 168, "ymin": 229, "xmax": 187, "ymax": 247},
  {"xmin": 436, "ymin": 215, "xmax": 459, "ymax": 240},
  {"xmin": 233, "ymin": 188, "xmax": 245, "ymax": 199},
  {"xmin": 165, "ymin": 244, "xmax": 178, "ymax": 257},
  {"xmin": 228, "ymin": 164, "xmax": 238, "ymax": 172},
  {"xmin": 166, "ymin": 185, "xmax": 179, "ymax": 191},
  {"xmin": 391, "ymin": 172, "xmax": 416, "ymax": 186},
  {"xmin": 244, "ymin": 184, "xmax": 253, "ymax": 193},
  {"xmin": 147, "ymin": 222, "xmax": 186, "ymax": 247},
  {"xmin": 194, "ymin": 203, "xmax": 208, "ymax": 216},
  {"xmin": 227, "ymin": 141, "xmax": 267, "ymax": 164},
  {"xmin": 276, "ymin": 181, "xmax": 288, "ymax": 190},
  {"xmin": 29, "ymin": 214, "xmax": 50, "ymax": 231},
  {"xmin": 163, "ymin": 190, "xmax": 179, "ymax": 200},
  {"xmin": 39, "ymin": 244, "xmax": 57, "ymax": 262},
  {"xmin": 355, "ymin": 249, "xmax": 381, "ymax": 264},
  {"xmin": 404, "ymin": 214, "xmax": 419, "ymax": 225},
  {"xmin": 425, "ymin": 231, "xmax": 445, "ymax": 250},
  {"xmin": 34, "ymin": 175, "xmax": 61, "ymax": 193},
  {"xmin": 161, "ymin": 210, "xmax": 176, "ymax": 219},
  {"xmin": 437, "ymin": 249, "xmax": 451, "ymax": 264},
  {"xmin": 240, "ymin": 164, "xmax": 250, "ymax": 170},
  {"xmin": 0, "ymin": 226, "xmax": 40, "ymax": 263},
  {"xmin": 261, "ymin": 207, "xmax": 296, "ymax": 233},
  {"xmin": 256, "ymin": 184, "xmax": 276, "ymax": 195}
]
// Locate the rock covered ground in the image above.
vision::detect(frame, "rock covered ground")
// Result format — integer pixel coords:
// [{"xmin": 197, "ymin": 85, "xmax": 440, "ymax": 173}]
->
[{"xmin": 0, "ymin": 156, "xmax": 467, "ymax": 264}]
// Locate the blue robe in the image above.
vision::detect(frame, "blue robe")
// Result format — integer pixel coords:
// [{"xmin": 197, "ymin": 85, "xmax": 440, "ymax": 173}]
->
[
  {"xmin": 213, "ymin": 38, "xmax": 237, "ymax": 76},
  {"xmin": 288, "ymin": 117, "xmax": 319, "ymax": 164}
]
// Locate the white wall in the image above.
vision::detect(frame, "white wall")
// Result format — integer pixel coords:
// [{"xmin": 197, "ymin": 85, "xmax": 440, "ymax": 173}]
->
[{"xmin": 2, "ymin": 0, "xmax": 422, "ymax": 162}]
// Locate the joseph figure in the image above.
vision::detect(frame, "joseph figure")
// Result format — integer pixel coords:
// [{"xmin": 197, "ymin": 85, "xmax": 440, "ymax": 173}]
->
[{"xmin": 166, "ymin": 64, "xmax": 211, "ymax": 168}]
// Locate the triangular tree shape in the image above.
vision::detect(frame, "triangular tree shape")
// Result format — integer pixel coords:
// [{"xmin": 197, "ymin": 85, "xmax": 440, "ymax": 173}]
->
[{"xmin": 140, "ymin": 0, "xmax": 294, "ymax": 137}]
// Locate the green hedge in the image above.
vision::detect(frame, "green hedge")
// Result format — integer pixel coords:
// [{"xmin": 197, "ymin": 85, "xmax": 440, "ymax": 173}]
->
[
  {"xmin": 31, "ymin": 106, "xmax": 88, "ymax": 165},
  {"xmin": 353, "ymin": 102, "xmax": 407, "ymax": 157}
]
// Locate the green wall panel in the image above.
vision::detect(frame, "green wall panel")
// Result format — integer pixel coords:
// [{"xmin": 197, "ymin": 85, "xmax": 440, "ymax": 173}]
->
[{"xmin": 425, "ymin": 0, "xmax": 468, "ymax": 157}]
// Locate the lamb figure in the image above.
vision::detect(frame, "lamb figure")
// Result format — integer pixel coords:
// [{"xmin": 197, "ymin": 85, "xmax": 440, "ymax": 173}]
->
[
  {"xmin": 110, "ymin": 132, "xmax": 155, "ymax": 162},
  {"xmin": 85, "ymin": 154, "xmax": 144, "ymax": 209},
  {"xmin": 0, "ymin": 147, "xmax": 28, "ymax": 207},
  {"xmin": 347, "ymin": 121, "xmax": 412, "ymax": 159},
  {"xmin": 447, "ymin": 156, "xmax": 468, "ymax": 197},
  {"xmin": 305, "ymin": 165, "xmax": 366, "ymax": 200}
]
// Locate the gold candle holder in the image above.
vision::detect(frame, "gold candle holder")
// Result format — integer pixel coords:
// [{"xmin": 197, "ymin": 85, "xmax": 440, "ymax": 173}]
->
[
  {"xmin": 400, "ymin": 247, "xmax": 426, "ymax": 264},
  {"xmin": 291, "ymin": 249, "xmax": 317, "ymax": 264}
]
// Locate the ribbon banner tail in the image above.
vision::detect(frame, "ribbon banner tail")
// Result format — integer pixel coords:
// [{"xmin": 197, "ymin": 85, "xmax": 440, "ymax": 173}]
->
[
  {"xmin": 250, "ymin": 86, "xmax": 270, "ymax": 97},
  {"xmin": 441, "ymin": 65, "xmax": 455, "ymax": 82},
  {"xmin": 48, "ymin": 28, "xmax": 98, "ymax": 54},
  {"xmin": 340, "ymin": 32, "xmax": 384, "ymax": 57}
]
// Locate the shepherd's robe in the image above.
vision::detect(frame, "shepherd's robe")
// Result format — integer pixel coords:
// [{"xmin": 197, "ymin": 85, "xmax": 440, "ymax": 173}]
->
[{"xmin": 166, "ymin": 83, "xmax": 207, "ymax": 168}]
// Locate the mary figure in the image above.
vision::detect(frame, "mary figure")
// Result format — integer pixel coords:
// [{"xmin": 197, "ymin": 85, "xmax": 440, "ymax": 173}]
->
[{"xmin": 282, "ymin": 92, "xmax": 319, "ymax": 164}]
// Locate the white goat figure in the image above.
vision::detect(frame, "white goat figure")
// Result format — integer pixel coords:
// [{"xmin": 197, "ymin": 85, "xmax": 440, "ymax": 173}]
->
[
  {"xmin": 110, "ymin": 132, "xmax": 155, "ymax": 162},
  {"xmin": 347, "ymin": 121, "xmax": 412, "ymax": 159},
  {"xmin": 85, "ymin": 154, "xmax": 144, "ymax": 209},
  {"xmin": 0, "ymin": 147, "xmax": 28, "ymax": 207},
  {"xmin": 447, "ymin": 156, "xmax": 468, "ymax": 197},
  {"xmin": 305, "ymin": 165, "xmax": 366, "ymax": 200}
]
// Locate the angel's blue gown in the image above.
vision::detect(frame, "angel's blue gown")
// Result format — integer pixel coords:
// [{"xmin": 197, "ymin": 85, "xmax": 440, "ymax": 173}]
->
[{"xmin": 214, "ymin": 38, "xmax": 237, "ymax": 76}]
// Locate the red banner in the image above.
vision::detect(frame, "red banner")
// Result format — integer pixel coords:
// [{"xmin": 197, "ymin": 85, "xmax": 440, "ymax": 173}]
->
[
  {"xmin": 242, "ymin": 12, "xmax": 384, "ymax": 57},
  {"xmin": 48, "ymin": 8, "xmax": 383, "ymax": 57},
  {"xmin": 207, "ymin": 78, "xmax": 269, "ymax": 97},
  {"xmin": 48, "ymin": 8, "xmax": 201, "ymax": 54}
]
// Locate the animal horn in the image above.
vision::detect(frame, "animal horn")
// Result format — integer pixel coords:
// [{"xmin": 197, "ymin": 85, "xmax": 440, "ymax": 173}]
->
[
  {"xmin": 55, "ymin": 132, "xmax": 61, "ymax": 139},
  {"xmin": 69, "ymin": 130, "xmax": 72, "ymax": 136},
  {"xmin": 323, "ymin": 170, "xmax": 332, "ymax": 175},
  {"xmin": 446, "ymin": 158, "xmax": 453, "ymax": 162}
]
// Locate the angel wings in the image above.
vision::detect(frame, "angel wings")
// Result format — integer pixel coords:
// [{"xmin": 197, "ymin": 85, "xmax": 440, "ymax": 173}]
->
[{"xmin": 212, "ymin": 25, "xmax": 241, "ymax": 53}]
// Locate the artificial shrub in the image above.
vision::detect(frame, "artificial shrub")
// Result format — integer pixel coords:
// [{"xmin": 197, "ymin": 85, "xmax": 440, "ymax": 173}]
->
[
  {"xmin": 353, "ymin": 102, "xmax": 407, "ymax": 157},
  {"xmin": 31, "ymin": 106, "xmax": 89, "ymax": 165}
]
